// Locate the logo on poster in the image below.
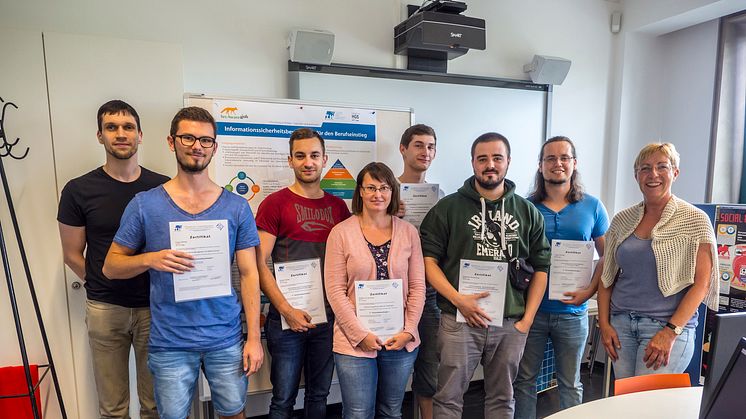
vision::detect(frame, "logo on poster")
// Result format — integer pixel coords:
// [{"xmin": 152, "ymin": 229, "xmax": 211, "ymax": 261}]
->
[{"xmin": 219, "ymin": 106, "xmax": 248, "ymax": 120}]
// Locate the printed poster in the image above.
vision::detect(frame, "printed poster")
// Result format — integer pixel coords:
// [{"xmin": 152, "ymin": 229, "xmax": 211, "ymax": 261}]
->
[
  {"xmin": 211, "ymin": 100, "xmax": 377, "ymax": 212},
  {"xmin": 702, "ymin": 205, "xmax": 746, "ymax": 383},
  {"xmin": 713, "ymin": 206, "xmax": 746, "ymax": 312},
  {"xmin": 201, "ymin": 99, "xmax": 377, "ymax": 397}
]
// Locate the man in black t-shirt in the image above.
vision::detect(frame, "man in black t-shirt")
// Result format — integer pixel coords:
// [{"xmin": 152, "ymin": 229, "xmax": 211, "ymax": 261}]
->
[{"xmin": 57, "ymin": 100, "xmax": 168, "ymax": 419}]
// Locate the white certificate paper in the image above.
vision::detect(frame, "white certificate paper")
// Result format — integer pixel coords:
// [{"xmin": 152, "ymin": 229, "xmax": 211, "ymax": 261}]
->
[
  {"xmin": 274, "ymin": 258, "xmax": 327, "ymax": 330},
  {"xmin": 355, "ymin": 279, "xmax": 404, "ymax": 341},
  {"xmin": 457, "ymin": 259, "xmax": 508, "ymax": 327},
  {"xmin": 548, "ymin": 239, "xmax": 595, "ymax": 300},
  {"xmin": 400, "ymin": 183, "xmax": 440, "ymax": 229},
  {"xmin": 169, "ymin": 220, "xmax": 231, "ymax": 302}
]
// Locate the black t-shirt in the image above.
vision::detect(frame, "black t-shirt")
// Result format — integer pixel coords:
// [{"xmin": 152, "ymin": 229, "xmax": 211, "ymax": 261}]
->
[{"xmin": 57, "ymin": 166, "xmax": 169, "ymax": 307}]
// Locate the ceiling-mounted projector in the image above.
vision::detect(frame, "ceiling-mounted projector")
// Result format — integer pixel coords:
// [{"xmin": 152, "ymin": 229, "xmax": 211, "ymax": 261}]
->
[{"xmin": 394, "ymin": 1, "xmax": 485, "ymax": 73}]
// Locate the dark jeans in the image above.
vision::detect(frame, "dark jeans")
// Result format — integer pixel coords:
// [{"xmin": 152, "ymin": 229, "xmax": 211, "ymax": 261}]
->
[
  {"xmin": 265, "ymin": 309, "xmax": 335, "ymax": 419},
  {"xmin": 412, "ymin": 299, "xmax": 441, "ymax": 398}
]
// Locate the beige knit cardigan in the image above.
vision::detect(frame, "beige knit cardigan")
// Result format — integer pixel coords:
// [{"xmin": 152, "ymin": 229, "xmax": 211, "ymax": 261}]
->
[{"xmin": 601, "ymin": 195, "xmax": 719, "ymax": 310}]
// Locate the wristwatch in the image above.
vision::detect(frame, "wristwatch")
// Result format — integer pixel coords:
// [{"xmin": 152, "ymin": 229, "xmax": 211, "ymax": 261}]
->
[{"xmin": 665, "ymin": 322, "xmax": 684, "ymax": 335}]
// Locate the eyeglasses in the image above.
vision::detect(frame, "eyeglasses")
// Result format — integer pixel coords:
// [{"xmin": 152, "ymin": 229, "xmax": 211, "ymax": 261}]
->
[
  {"xmin": 542, "ymin": 155, "xmax": 575, "ymax": 164},
  {"xmin": 637, "ymin": 163, "xmax": 672, "ymax": 175},
  {"xmin": 362, "ymin": 185, "xmax": 392, "ymax": 194},
  {"xmin": 174, "ymin": 134, "xmax": 216, "ymax": 148}
]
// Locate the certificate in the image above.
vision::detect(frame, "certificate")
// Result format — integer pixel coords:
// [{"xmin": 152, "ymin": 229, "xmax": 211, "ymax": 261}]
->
[
  {"xmin": 457, "ymin": 259, "xmax": 508, "ymax": 327},
  {"xmin": 274, "ymin": 258, "xmax": 327, "ymax": 330},
  {"xmin": 355, "ymin": 279, "xmax": 404, "ymax": 341},
  {"xmin": 169, "ymin": 220, "xmax": 232, "ymax": 302},
  {"xmin": 548, "ymin": 239, "xmax": 595, "ymax": 300},
  {"xmin": 400, "ymin": 183, "xmax": 440, "ymax": 229}
]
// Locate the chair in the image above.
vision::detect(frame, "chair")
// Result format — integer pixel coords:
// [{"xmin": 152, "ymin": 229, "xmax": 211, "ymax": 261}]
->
[{"xmin": 614, "ymin": 373, "xmax": 691, "ymax": 396}]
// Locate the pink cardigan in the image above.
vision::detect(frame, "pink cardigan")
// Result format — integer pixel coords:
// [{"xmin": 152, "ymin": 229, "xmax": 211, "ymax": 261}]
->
[{"xmin": 324, "ymin": 215, "xmax": 426, "ymax": 358}]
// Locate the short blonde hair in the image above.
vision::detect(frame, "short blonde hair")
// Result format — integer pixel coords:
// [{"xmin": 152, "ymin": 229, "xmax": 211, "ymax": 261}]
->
[{"xmin": 633, "ymin": 142, "xmax": 680, "ymax": 172}]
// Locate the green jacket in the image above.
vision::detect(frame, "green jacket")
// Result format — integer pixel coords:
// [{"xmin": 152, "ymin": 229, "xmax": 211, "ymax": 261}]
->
[{"xmin": 420, "ymin": 177, "xmax": 551, "ymax": 317}]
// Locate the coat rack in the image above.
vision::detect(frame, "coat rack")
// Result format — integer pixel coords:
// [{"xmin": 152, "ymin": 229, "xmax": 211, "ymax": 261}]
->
[{"xmin": 0, "ymin": 96, "xmax": 67, "ymax": 418}]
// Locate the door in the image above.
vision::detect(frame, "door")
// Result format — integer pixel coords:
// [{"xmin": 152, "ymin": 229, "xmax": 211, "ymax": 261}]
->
[
  {"xmin": 44, "ymin": 31, "xmax": 183, "ymax": 418},
  {"xmin": 0, "ymin": 28, "xmax": 77, "ymax": 419}
]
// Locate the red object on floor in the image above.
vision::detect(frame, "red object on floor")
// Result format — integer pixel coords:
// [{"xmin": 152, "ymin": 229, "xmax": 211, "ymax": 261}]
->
[{"xmin": 0, "ymin": 365, "xmax": 42, "ymax": 419}]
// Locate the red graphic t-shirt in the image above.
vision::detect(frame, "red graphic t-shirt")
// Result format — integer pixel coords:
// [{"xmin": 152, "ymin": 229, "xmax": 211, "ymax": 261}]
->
[{"xmin": 255, "ymin": 187, "xmax": 351, "ymax": 265}]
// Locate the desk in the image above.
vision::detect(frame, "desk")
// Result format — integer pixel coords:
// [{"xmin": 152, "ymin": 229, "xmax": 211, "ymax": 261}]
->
[{"xmin": 544, "ymin": 387, "xmax": 702, "ymax": 419}]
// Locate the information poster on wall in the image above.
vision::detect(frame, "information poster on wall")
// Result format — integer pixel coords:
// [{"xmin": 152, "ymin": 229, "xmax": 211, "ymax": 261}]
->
[
  {"xmin": 714, "ymin": 206, "xmax": 746, "ymax": 312},
  {"xmin": 211, "ymin": 100, "xmax": 376, "ymax": 212},
  {"xmin": 701, "ymin": 205, "xmax": 746, "ymax": 382}
]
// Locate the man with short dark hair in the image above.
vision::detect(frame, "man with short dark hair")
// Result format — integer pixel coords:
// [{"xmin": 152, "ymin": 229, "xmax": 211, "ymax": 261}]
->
[
  {"xmin": 103, "ymin": 107, "xmax": 264, "ymax": 419},
  {"xmin": 255, "ymin": 128, "xmax": 350, "ymax": 419},
  {"xmin": 397, "ymin": 123, "xmax": 440, "ymax": 419},
  {"xmin": 398, "ymin": 124, "xmax": 437, "ymax": 185},
  {"xmin": 514, "ymin": 136, "xmax": 609, "ymax": 419},
  {"xmin": 420, "ymin": 132, "xmax": 551, "ymax": 419},
  {"xmin": 57, "ymin": 100, "xmax": 168, "ymax": 419}
]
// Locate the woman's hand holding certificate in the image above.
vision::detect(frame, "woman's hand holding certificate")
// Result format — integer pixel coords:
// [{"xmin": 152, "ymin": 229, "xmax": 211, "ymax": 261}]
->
[
  {"xmin": 355, "ymin": 279, "xmax": 404, "ymax": 342},
  {"xmin": 359, "ymin": 333, "xmax": 384, "ymax": 351}
]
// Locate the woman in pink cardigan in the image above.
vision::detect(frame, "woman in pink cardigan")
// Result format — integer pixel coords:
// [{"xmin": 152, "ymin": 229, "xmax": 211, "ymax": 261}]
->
[{"xmin": 324, "ymin": 162, "xmax": 426, "ymax": 419}]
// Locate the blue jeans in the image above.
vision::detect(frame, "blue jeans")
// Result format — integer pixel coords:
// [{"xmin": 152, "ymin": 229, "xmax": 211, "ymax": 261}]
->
[
  {"xmin": 147, "ymin": 341, "xmax": 247, "ymax": 419},
  {"xmin": 334, "ymin": 348, "xmax": 419, "ymax": 419},
  {"xmin": 265, "ymin": 310, "xmax": 334, "ymax": 419},
  {"xmin": 610, "ymin": 312, "xmax": 695, "ymax": 379},
  {"xmin": 514, "ymin": 311, "xmax": 589, "ymax": 419}
]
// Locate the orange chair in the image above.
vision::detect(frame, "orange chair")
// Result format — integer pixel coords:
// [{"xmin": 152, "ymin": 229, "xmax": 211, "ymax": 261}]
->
[{"xmin": 614, "ymin": 373, "xmax": 691, "ymax": 396}]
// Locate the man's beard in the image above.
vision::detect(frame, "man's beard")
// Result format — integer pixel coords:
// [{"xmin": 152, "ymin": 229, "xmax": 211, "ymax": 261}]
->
[
  {"xmin": 475, "ymin": 171, "xmax": 504, "ymax": 190},
  {"xmin": 546, "ymin": 177, "xmax": 568, "ymax": 185},
  {"xmin": 176, "ymin": 149, "xmax": 212, "ymax": 173}
]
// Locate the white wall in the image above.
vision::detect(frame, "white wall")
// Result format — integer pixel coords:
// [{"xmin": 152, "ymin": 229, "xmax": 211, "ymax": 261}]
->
[
  {"xmin": 447, "ymin": 1, "xmax": 618, "ymax": 198},
  {"xmin": 610, "ymin": 31, "xmax": 665, "ymax": 210},
  {"xmin": 659, "ymin": 20, "xmax": 719, "ymax": 204},
  {"xmin": 0, "ymin": 28, "xmax": 73, "ymax": 418},
  {"xmin": 608, "ymin": 0, "xmax": 742, "ymax": 211},
  {"xmin": 0, "ymin": 0, "xmax": 620, "ymax": 196},
  {"xmin": 609, "ymin": 24, "xmax": 721, "ymax": 211}
]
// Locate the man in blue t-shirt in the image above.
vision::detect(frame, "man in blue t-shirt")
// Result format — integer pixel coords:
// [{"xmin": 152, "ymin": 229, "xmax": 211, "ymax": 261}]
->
[
  {"xmin": 514, "ymin": 136, "xmax": 609, "ymax": 419},
  {"xmin": 103, "ymin": 107, "xmax": 263, "ymax": 419}
]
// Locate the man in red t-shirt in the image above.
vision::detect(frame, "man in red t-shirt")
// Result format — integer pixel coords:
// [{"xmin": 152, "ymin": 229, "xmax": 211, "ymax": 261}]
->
[{"xmin": 255, "ymin": 128, "xmax": 350, "ymax": 419}]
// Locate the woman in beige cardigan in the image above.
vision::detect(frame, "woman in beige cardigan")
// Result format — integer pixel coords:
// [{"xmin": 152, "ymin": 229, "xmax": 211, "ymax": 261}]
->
[
  {"xmin": 598, "ymin": 143, "xmax": 718, "ymax": 379},
  {"xmin": 324, "ymin": 162, "xmax": 425, "ymax": 419}
]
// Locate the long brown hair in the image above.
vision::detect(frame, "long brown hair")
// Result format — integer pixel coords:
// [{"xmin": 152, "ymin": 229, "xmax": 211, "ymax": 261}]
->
[{"xmin": 528, "ymin": 136, "xmax": 585, "ymax": 204}]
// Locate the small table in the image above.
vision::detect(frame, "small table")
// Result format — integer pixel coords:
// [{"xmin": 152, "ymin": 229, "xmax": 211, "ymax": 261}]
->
[{"xmin": 544, "ymin": 387, "xmax": 702, "ymax": 419}]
